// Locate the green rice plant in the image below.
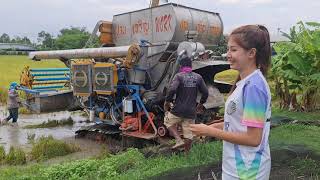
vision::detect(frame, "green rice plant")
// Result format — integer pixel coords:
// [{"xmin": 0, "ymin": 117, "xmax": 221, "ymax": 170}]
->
[
  {"xmin": 0, "ymin": 138, "xmax": 318, "ymax": 179},
  {"xmin": 38, "ymin": 142, "xmax": 222, "ymax": 180},
  {"xmin": 106, "ymin": 148, "xmax": 145, "ymax": 174},
  {"xmin": 0, "ymin": 86, "xmax": 8, "ymax": 103},
  {"xmin": 27, "ymin": 133, "xmax": 36, "ymax": 144},
  {"xmin": 0, "ymin": 164, "xmax": 45, "ymax": 179},
  {"xmin": 24, "ymin": 117, "xmax": 74, "ymax": 129},
  {"xmin": 290, "ymin": 157, "xmax": 320, "ymax": 176},
  {"xmin": 0, "ymin": 146, "xmax": 5, "ymax": 164},
  {"xmin": 41, "ymin": 148, "xmax": 144, "ymax": 180},
  {"xmin": 116, "ymin": 141, "xmax": 222, "ymax": 180},
  {"xmin": 5, "ymin": 146, "xmax": 27, "ymax": 165},
  {"xmin": 30, "ymin": 136, "xmax": 80, "ymax": 161},
  {"xmin": 95, "ymin": 145, "xmax": 111, "ymax": 159}
]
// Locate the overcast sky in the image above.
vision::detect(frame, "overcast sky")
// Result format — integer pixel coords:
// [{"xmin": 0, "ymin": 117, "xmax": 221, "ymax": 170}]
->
[{"xmin": 1, "ymin": 0, "xmax": 320, "ymax": 42}]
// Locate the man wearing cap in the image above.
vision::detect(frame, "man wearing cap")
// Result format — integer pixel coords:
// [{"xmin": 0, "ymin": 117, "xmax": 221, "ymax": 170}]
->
[
  {"xmin": 164, "ymin": 56, "xmax": 208, "ymax": 152},
  {"xmin": 2, "ymin": 82, "xmax": 20, "ymax": 125}
]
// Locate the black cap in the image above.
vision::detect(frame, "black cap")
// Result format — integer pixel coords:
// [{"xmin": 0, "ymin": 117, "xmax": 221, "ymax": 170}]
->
[{"xmin": 179, "ymin": 56, "xmax": 192, "ymax": 67}]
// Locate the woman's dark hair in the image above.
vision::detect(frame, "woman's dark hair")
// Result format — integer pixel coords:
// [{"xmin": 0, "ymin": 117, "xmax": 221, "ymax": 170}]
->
[
  {"xmin": 228, "ymin": 25, "xmax": 271, "ymax": 93},
  {"xmin": 229, "ymin": 25, "xmax": 271, "ymax": 76}
]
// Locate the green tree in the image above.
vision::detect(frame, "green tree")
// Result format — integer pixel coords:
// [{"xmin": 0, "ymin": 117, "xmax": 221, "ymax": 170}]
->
[
  {"xmin": 10, "ymin": 36, "xmax": 32, "ymax": 45},
  {"xmin": 211, "ymin": 35, "xmax": 228, "ymax": 56},
  {"xmin": 0, "ymin": 33, "xmax": 10, "ymax": 43},
  {"xmin": 37, "ymin": 31, "xmax": 55, "ymax": 50},
  {"xmin": 10, "ymin": 36, "xmax": 18, "ymax": 43},
  {"xmin": 55, "ymin": 27, "xmax": 91, "ymax": 50},
  {"xmin": 21, "ymin": 36, "xmax": 32, "ymax": 45}
]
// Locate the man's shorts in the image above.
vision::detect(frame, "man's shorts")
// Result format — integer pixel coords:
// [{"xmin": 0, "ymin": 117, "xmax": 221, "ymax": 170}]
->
[{"xmin": 164, "ymin": 112, "xmax": 194, "ymax": 140}]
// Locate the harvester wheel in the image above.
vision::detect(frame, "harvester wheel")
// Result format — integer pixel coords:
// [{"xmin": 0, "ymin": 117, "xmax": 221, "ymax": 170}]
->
[{"xmin": 157, "ymin": 125, "xmax": 167, "ymax": 137}]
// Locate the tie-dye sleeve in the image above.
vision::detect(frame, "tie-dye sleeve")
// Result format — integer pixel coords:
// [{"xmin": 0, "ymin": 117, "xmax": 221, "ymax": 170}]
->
[{"xmin": 241, "ymin": 84, "xmax": 268, "ymax": 128}]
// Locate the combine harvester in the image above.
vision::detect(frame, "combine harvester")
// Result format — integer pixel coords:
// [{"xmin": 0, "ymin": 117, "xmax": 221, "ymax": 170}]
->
[{"xmin": 27, "ymin": 2, "xmax": 231, "ymax": 144}]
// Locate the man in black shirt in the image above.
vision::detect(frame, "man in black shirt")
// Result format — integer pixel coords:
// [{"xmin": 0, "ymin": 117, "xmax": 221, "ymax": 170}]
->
[{"xmin": 164, "ymin": 56, "xmax": 208, "ymax": 151}]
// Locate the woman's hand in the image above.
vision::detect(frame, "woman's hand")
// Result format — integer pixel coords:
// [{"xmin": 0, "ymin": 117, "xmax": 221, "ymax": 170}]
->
[
  {"xmin": 196, "ymin": 103, "xmax": 205, "ymax": 113},
  {"xmin": 190, "ymin": 123, "xmax": 212, "ymax": 136}
]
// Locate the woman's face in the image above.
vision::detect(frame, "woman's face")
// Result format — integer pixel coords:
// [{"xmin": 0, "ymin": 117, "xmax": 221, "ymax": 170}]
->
[{"xmin": 227, "ymin": 37, "xmax": 253, "ymax": 72}]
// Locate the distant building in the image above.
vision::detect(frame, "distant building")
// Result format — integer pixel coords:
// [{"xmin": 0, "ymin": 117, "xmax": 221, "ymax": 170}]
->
[{"xmin": 0, "ymin": 43, "xmax": 36, "ymax": 52}]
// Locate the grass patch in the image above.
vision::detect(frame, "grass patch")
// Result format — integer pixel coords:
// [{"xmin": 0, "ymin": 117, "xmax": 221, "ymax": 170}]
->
[
  {"xmin": 24, "ymin": 117, "xmax": 74, "ymax": 129},
  {"xmin": 0, "ymin": 164, "xmax": 45, "ymax": 179},
  {"xmin": 0, "ymin": 146, "xmax": 5, "ymax": 164},
  {"xmin": 272, "ymin": 107, "xmax": 320, "ymax": 121},
  {"xmin": 30, "ymin": 136, "xmax": 80, "ymax": 162},
  {"xmin": 270, "ymin": 124, "xmax": 320, "ymax": 154},
  {"xmin": 0, "ymin": 134, "xmax": 318, "ymax": 179},
  {"xmin": 289, "ymin": 157, "xmax": 320, "ymax": 176},
  {"xmin": 117, "ymin": 141, "xmax": 222, "ymax": 180},
  {"xmin": 5, "ymin": 146, "xmax": 27, "ymax": 166},
  {"xmin": 42, "ymin": 148, "xmax": 145, "ymax": 179},
  {"xmin": 0, "ymin": 141, "xmax": 222, "ymax": 179},
  {"xmin": 39, "ymin": 141, "xmax": 222, "ymax": 180},
  {"xmin": 0, "ymin": 55, "xmax": 66, "ymax": 103}
]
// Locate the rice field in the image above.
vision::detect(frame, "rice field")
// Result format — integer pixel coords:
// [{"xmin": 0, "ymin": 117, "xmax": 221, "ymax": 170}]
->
[{"xmin": 0, "ymin": 55, "xmax": 66, "ymax": 103}]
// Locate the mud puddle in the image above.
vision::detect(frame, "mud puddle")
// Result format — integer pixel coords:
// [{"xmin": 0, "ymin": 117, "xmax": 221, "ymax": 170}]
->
[{"xmin": 0, "ymin": 106, "xmax": 99, "ymax": 153}]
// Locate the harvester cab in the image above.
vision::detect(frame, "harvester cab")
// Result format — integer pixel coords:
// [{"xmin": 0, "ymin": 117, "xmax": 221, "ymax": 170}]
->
[{"xmin": 28, "ymin": 3, "xmax": 231, "ymax": 142}]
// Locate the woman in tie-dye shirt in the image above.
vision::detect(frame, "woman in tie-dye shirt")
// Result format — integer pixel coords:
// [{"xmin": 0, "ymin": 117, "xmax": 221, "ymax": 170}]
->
[{"xmin": 190, "ymin": 25, "xmax": 272, "ymax": 180}]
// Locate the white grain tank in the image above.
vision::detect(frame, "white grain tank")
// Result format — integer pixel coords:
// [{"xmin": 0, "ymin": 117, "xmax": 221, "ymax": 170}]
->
[{"xmin": 112, "ymin": 3, "xmax": 223, "ymax": 47}]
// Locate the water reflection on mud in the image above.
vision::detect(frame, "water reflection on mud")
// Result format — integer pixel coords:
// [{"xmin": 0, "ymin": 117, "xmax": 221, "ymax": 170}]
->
[{"xmin": 0, "ymin": 106, "xmax": 90, "ymax": 152}]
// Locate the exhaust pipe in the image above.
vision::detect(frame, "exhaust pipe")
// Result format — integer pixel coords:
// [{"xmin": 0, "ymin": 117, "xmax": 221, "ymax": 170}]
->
[{"xmin": 29, "ymin": 46, "xmax": 130, "ymax": 60}]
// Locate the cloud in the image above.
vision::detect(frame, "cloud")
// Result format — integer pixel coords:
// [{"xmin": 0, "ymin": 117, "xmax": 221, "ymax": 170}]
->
[
  {"xmin": 249, "ymin": 0, "xmax": 273, "ymax": 4},
  {"xmin": 217, "ymin": 0, "xmax": 241, "ymax": 4},
  {"xmin": 0, "ymin": 0, "xmax": 319, "ymax": 42}
]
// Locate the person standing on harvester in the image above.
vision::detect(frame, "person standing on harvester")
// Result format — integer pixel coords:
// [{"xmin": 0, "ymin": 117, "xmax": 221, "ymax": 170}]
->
[{"xmin": 164, "ymin": 56, "xmax": 208, "ymax": 152}]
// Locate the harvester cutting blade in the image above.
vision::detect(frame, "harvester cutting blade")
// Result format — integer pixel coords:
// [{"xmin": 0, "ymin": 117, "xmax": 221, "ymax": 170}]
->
[{"xmin": 75, "ymin": 123, "xmax": 121, "ymax": 138}]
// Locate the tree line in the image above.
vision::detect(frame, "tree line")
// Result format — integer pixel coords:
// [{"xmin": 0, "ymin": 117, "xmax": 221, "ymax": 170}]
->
[
  {"xmin": 0, "ymin": 27, "xmax": 99, "ymax": 50},
  {"xmin": 0, "ymin": 34, "xmax": 32, "ymax": 45}
]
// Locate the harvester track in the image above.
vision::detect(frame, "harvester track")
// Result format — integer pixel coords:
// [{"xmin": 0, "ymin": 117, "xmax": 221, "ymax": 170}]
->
[{"xmin": 75, "ymin": 123, "xmax": 123, "ymax": 153}]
